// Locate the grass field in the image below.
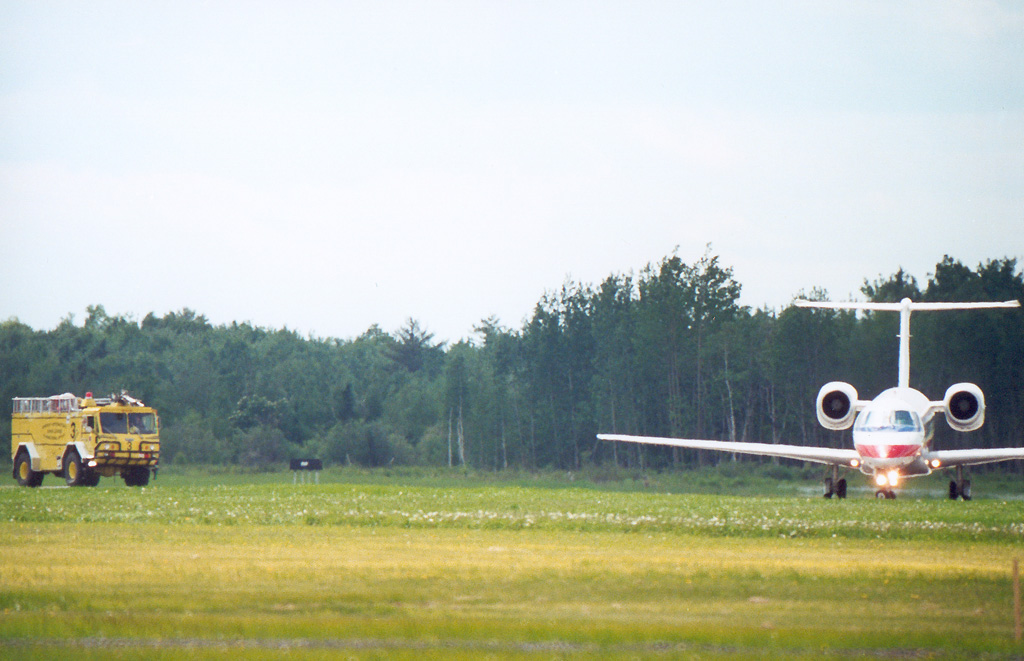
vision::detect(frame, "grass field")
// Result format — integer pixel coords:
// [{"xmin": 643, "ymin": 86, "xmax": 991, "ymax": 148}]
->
[{"xmin": 1, "ymin": 467, "xmax": 1023, "ymax": 659}]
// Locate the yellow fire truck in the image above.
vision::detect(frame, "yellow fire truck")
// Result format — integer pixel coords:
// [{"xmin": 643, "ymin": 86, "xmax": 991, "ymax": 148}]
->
[{"xmin": 11, "ymin": 391, "xmax": 159, "ymax": 487}]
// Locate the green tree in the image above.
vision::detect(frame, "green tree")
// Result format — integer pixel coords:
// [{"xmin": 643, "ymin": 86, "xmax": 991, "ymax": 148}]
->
[
  {"xmin": 862, "ymin": 268, "xmax": 921, "ymax": 303},
  {"xmin": 389, "ymin": 319, "xmax": 445, "ymax": 375}
]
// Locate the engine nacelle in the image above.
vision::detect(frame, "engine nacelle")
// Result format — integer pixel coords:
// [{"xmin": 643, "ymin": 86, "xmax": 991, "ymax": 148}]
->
[
  {"xmin": 816, "ymin": 381, "xmax": 859, "ymax": 430},
  {"xmin": 943, "ymin": 383, "xmax": 985, "ymax": 432}
]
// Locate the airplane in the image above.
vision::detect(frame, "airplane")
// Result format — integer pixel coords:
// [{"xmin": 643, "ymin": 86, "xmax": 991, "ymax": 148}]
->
[{"xmin": 599, "ymin": 297, "xmax": 1023, "ymax": 500}]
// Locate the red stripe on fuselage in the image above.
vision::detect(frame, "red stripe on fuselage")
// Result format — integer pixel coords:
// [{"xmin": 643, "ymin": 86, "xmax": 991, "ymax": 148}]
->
[{"xmin": 856, "ymin": 444, "xmax": 920, "ymax": 459}]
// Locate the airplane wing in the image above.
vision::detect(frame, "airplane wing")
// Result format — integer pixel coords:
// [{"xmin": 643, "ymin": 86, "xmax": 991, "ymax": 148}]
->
[
  {"xmin": 925, "ymin": 448, "xmax": 1024, "ymax": 468},
  {"xmin": 597, "ymin": 434, "xmax": 860, "ymax": 466}
]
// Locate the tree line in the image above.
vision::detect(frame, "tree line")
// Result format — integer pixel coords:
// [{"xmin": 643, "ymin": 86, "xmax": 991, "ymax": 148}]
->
[{"xmin": 2, "ymin": 251, "xmax": 1022, "ymax": 472}]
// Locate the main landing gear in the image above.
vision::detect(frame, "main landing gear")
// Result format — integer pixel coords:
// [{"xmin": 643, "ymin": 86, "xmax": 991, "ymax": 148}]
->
[
  {"xmin": 823, "ymin": 466, "xmax": 847, "ymax": 499},
  {"xmin": 875, "ymin": 489, "xmax": 896, "ymax": 499},
  {"xmin": 824, "ymin": 477, "xmax": 847, "ymax": 499},
  {"xmin": 948, "ymin": 466, "xmax": 972, "ymax": 501}
]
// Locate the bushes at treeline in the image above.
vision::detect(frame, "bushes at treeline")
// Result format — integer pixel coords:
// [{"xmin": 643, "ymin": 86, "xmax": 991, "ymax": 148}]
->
[{"xmin": 2, "ymin": 252, "xmax": 1022, "ymax": 472}]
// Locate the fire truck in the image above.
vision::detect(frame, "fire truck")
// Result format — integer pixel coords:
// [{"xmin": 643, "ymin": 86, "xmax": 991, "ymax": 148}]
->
[{"xmin": 11, "ymin": 391, "xmax": 159, "ymax": 487}]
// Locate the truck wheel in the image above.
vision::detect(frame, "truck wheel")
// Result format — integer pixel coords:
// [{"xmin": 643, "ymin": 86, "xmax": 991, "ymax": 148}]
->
[
  {"xmin": 64, "ymin": 450, "xmax": 88, "ymax": 487},
  {"xmin": 14, "ymin": 451, "xmax": 43, "ymax": 487},
  {"xmin": 124, "ymin": 467, "xmax": 150, "ymax": 487}
]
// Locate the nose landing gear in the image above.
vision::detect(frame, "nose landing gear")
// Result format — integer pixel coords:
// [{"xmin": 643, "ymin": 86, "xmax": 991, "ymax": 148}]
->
[{"xmin": 871, "ymin": 470, "xmax": 900, "ymax": 500}]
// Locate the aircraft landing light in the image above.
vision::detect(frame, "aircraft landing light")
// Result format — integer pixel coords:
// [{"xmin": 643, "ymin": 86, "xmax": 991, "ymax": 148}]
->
[{"xmin": 875, "ymin": 471, "xmax": 900, "ymax": 488}]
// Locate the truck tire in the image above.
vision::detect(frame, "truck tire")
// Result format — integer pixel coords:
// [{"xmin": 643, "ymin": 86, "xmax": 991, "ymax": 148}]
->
[
  {"xmin": 63, "ymin": 450, "xmax": 89, "ymax": 487},
  {"xmin": 124, "ymin": 467, "xmax": 150, "ymax": 487},
  {"xmin": 14, "ymin": 451, "xmax": 43, "ymax": 487}
]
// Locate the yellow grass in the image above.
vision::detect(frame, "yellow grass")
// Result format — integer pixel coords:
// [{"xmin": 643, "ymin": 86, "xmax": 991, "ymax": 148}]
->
[{"xmin": 2, "ymin": 521, "xmax": 1022, "ymax": 658}]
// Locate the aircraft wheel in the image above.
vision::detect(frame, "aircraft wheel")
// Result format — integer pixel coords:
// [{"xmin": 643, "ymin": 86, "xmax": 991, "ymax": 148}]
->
[
  {"xmin": 948, "ymin": 480, "xmax": 959, "ymax": 500},
  {"xmin": 875, "ymin": 490, "xmax": 888, "ymax": 499},
  {"xmin": 887, "ymin": 490, "xmax": 897, "ymax": 499},
  {"xmin": 14, "ymin": 451, "xmax": 43, "ymax": 487},
  {"xmin": 960, "ymin": 480, "xmax": 971, "ymax": 501},
  {"xmin": 823, "ymin": 478, "xmax": 834, "ymax": 499},
  {"xmin": 836, "ymin": 479, "xmax": 847, "ymax": 499}
]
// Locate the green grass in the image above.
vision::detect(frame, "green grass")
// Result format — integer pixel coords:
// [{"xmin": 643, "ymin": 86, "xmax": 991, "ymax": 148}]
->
[
  {"xmin": 152, "ymin": 462, "xmax": 1024, "ymax": 498},
  {"xmin": 1, "ymin": 469, "xmax": 1023, "ymax": 659},
  {"xmin": 3, "ymin": 474, "xmax": 1023, "ymax": 541}
]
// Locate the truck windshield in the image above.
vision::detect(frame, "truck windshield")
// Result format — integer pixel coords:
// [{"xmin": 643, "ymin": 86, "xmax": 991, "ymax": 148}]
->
[
  {"xmin": 129, "ymin": 413, "xmax": 157, "ymax": 434},
  {"xmin": 100, "ymin": 412, "xmax": 128, "ymax": 434},
  {"xmin": 100, "ymin": 412, "xmax": 157, "ymax": 434}
]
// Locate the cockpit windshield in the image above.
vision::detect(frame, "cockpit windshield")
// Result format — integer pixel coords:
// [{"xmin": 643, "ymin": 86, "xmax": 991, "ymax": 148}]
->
[{"xmin": 854, "ymin": 408, "xmax": 922, "ymax": 432}]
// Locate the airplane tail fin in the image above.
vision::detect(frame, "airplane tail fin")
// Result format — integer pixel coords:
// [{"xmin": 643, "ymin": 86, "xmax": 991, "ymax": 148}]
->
[{"xmin": 794, "ymin": 298, "xmax": 1019, "ymax": 389}]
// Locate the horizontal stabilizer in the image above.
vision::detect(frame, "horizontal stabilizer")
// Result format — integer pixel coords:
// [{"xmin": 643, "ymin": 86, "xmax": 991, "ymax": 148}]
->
[{"xmin": 794, "ymin": 299, "xmax": 1020, "ymax": 312}]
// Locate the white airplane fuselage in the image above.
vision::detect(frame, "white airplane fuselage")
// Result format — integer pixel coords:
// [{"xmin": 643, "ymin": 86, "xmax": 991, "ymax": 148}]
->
[{"xmin": 850, "ymin": 388, "xmax": 934, "ymax": 487}]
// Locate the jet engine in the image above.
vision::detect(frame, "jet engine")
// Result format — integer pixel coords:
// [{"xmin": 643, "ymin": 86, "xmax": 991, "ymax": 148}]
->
[
  {"xmin": 816, "ymin": 382, "xmax": 859, "ymax": 430},
  {"xmin": 943, "ymin": 383, "xmax": 985, "ymax": 432}
]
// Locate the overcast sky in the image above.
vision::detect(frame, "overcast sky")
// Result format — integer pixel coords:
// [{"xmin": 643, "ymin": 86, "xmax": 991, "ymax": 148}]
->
[{"xmin": 2, "ymin": 1, "xmax": 1022, "ymax": 342}]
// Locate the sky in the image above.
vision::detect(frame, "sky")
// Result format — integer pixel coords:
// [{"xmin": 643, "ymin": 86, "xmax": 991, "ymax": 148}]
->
[{"xmin": 2, "ymin": 1, "xmax": 1022, "ymax": 343}]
